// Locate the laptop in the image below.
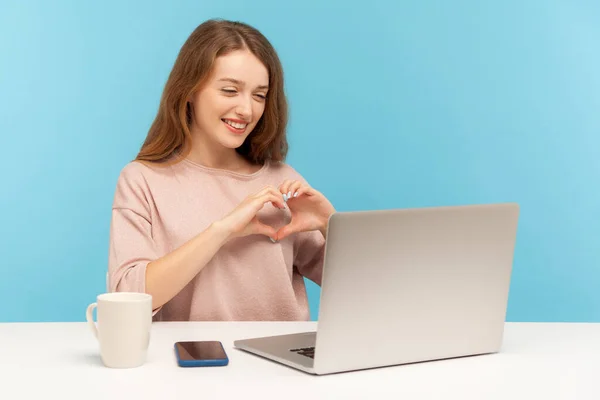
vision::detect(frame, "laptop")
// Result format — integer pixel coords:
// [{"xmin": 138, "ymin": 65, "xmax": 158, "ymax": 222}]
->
[{"xmin": 234, "ymin": 203, "xmax": 520, "ymax": 375}]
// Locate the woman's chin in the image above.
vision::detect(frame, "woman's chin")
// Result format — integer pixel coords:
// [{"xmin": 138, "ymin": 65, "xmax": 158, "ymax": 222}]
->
[{"xmin": 218, "ymin": 136, "xmax": 247, "ymax": 150}]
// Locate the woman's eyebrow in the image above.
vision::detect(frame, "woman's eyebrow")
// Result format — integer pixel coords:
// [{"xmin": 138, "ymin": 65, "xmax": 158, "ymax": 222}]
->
[{"xmin": 218, "ymin": 77, "xmax": 268, "ymax": 90}]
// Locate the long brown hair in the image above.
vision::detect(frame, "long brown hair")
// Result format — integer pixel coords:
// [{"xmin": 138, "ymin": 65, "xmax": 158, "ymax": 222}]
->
[{"xmin": 136, "ymin": 19, "xmax": 288, "ymax": 165}]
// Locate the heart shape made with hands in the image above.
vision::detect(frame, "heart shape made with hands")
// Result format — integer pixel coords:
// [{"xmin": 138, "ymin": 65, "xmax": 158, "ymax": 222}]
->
[{"xmin": 270, "ymin": 188, "xmax": 334, "ymax": 242}]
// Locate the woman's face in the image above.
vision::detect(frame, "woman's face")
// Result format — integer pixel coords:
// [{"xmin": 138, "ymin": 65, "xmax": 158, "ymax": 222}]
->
[{"xmin": 189, "ymin": 49, "xmax": 270, "ymax": 152}]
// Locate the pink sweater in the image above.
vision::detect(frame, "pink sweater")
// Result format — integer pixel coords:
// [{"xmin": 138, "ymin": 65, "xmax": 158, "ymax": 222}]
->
[{"xmin": 108, "ymin": 157, "xmax": 325, "ymax": 321}]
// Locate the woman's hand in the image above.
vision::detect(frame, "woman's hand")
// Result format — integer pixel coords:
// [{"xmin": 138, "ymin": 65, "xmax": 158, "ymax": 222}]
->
[
  {"xmin": 275, "ymin": 180, "xmax": 336, "ymax": 241},
  {"xmin": 216, "ymin": 186, "xmax": 287, "ymax": 241}
]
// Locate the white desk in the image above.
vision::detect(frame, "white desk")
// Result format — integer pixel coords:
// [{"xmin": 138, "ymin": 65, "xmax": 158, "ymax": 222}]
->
[{"xmin": 1, "ymin": 322, "xmax": 599, "ymax": 399}]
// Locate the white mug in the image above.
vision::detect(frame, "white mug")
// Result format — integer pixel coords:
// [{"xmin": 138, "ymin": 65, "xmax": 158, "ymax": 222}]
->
[{"xmin": 86, "ymin": 292, "xmax": 152, "ymax": 368}]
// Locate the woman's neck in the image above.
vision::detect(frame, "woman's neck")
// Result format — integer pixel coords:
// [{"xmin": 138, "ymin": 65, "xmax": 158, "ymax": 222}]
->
[{"xmin": 186, "ymin": 142, "xmax": 260, "ymax": 174}]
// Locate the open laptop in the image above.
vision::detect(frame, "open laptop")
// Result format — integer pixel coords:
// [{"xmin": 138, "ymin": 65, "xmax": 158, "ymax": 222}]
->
[{"xmin": 234, "ymin": 203, "xmax": 520, "ymax": 375}]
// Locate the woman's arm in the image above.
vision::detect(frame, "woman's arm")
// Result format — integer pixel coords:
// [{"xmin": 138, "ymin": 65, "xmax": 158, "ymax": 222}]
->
[
  {"xmin": 109, "ymin": 166, "xmax": 286, "ymax": 311},
  {"xmin": 144, "ymin": 221, "xmax": 230, "ymax": 310}
]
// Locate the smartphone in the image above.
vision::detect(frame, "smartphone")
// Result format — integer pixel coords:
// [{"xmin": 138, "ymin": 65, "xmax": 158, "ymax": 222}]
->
[{"xmin": 174, "ymin": 341, "xmax": 229, "ymax": 367}]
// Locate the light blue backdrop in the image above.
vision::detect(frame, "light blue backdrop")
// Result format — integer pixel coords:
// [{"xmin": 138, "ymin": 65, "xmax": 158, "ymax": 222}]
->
[{"xmin": 1, "ymin": 0, "xmax": 598, "ymax": 322}]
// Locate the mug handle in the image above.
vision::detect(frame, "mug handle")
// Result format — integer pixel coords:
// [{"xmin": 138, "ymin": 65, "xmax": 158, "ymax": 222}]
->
[{"xmin": 86, "ymin": 303, "xmax": 98, "ymax": 339}]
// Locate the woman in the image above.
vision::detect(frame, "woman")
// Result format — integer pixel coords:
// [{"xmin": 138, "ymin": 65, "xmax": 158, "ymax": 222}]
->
[{"xmin": 108, "ymin": 19, "xmax": 335, "ymax": 321}]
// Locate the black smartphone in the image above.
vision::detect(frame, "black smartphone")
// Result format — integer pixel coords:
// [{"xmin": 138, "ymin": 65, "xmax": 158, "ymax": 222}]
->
[{"xmin": 174, "ymin": 341, "xmax": 229, "ymax": 367}]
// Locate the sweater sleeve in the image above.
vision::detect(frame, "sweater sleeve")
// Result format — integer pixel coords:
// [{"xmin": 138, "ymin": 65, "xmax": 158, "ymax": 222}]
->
[
  {"xmin": 293, "ymin": 230, "xmax": 325, "ymax": 286},
  {"xmin": 108, "ymin": 163, "xmax": 158, "ymax": 296},
  {"xmin": 284, "ymin": 164, "xmax": 327, "ymax": 286}
]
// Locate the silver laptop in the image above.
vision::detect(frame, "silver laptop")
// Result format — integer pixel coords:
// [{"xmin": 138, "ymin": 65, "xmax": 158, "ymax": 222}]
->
[{"xmin": 234, "ymin": 203, "xmax": 520, "ymax": 375}]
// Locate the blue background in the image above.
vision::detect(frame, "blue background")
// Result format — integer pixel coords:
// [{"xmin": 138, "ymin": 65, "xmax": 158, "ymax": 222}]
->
[{"xmin": 1, "ymin": 0, "xmax": 598, "ymax": 322}]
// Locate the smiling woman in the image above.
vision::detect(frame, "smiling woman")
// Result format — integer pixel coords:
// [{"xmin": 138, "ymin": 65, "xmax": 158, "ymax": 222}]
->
[
  {"xmin": 216, "ymin": 75, "xmax": 269, "ymax": 136},
  {"xmin": 107, "ymin": 19, "xmax": 336, "ymax": 322},
  {"xmin": 187, "ymin": 51, "xmax": 271, "ymax": 166},
  {"xmin": 136, "ymin": 19, "xmax": 287, "ymax": 170}
]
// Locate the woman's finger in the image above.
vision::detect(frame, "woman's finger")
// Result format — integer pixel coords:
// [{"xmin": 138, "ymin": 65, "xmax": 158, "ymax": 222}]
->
[
  {"xmin": 257, "ymin": 192, "xmax": 286, "ymax": 210},
  {"xmin": 253, "ymin": 185, "xmax": 278, "ymax": 198},
  {"xmin": 287, "ymin": 181, "xmax": 304, "ymax": 199},
  {"xmin": 278, "ymin": 180, "xmax": 294, "ymax": 200},
  {"xmin": 292, "ymin": 185, "xmax": 315, "ymax": 199}
]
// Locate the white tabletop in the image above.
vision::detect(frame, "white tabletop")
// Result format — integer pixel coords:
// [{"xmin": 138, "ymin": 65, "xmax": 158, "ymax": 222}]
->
[{"xmin": 0, "ymin": 321, "xmax": 599, "ymax": 399}]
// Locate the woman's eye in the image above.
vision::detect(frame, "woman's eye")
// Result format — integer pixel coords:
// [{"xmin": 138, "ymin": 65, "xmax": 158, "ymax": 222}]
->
[
  {"xmin": 221, "ymin": 89, "xmax": 237, "ymax": 94},
  {"xmin": 255, "ymin": 93, "xmax": 267, "ymax": 100}
]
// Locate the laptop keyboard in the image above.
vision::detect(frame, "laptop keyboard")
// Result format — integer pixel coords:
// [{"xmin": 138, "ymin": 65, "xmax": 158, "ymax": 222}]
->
[{"xmin": 290, "ymin": 347, "xmax": 315, "ymax": 359}]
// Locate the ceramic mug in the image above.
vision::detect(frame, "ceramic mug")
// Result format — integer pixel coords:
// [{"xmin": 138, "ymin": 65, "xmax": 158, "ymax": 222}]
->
[{"xmin": 86, "ymin": 292, "xmax": 152, "ymax": 368}]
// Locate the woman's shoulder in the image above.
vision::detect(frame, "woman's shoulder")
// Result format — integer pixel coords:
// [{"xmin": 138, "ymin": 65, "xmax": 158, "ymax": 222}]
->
[
  {"xmin": 267, "ymin": 161, "xmax": 310, "ymax": 183},
  {"xmin": 112, "ymin": 160, "xmax": 178, "ymax": 206},
  {"xmin": 117, "ymin": 160, "xmax": 153, "ymax": 183},
  {"xmin": 117, "ymin": 159, "xmax": 176, "ymax": 182},
  {"xmin": 113, "ymin": 160, "xmax": 178, "ymax": 198},
  {"xmin": 268, "ymin": 160, "xmax": 301, "ymax": 177}
]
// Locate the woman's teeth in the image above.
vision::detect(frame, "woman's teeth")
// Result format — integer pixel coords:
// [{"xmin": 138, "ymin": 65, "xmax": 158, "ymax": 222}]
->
[{"xmin": 223, "ymin": 119, "xmax": 247, "ymax": 129}]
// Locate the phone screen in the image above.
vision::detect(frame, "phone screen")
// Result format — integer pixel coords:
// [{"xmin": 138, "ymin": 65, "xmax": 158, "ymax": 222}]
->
[{"xmin": 175, "ymin": 341, "xmax": 227, "ymax": 361}]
